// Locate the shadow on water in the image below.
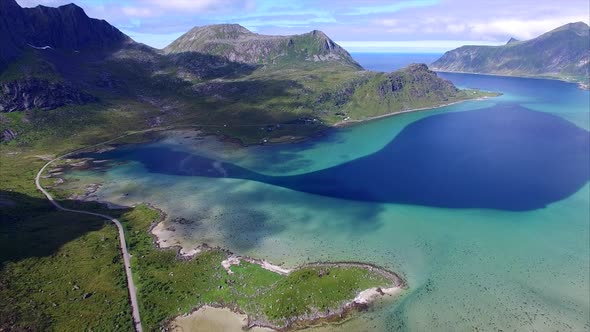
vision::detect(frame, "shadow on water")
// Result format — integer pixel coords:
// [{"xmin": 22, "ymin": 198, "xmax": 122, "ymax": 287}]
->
[{"xmin": 89, "ymin": 104, "xmax": 590, "ymax": 211}]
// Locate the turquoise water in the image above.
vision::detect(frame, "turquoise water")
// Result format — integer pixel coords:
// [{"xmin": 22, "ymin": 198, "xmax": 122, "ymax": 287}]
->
[{"xmin": 67, "ymin": 72, "xmax": 590, "ymax": 331}]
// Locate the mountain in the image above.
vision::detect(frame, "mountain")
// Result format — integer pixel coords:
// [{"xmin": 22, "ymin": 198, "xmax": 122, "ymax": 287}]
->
[
  {"xmin": 0, "ymin": 1, "xmax": 493, "ymax": 147},
  {"xmin": 0, "ymin": 0, "xmax": 129, "ymax": 67},
  {"xmin": 432, "ymin": 22, "xmax": 590, "ymax": 82},
  {"xmin": 506, "ymin": 37, "xmax": 520, "ymax": 45},
  {"xmin": 0, "ymin": 0, "xmax": 136, "ymax": 112},
  {"xmin": 163, "ymin": 24, "xmax": 362, "ymax": 69}
]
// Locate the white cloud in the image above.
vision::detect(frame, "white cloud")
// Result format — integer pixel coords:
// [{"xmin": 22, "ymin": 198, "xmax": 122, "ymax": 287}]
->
[
  {"xmin": 121, "ymin": 7, "xmax": 155, "ymax": 17},
  {"xmin": 470, "ymin": 17, "xmax": 590, "ymax": 39},
  {"xmin": 372, "ymin": 19, "xmax": 399, "ymax": 27},
  {"xmin": 337, "ymin": 40, "xmax": 505, "ymax": 53},
  {"xmin": 141, "ymin": 0, "xmax": 256, "ymax": 13}
]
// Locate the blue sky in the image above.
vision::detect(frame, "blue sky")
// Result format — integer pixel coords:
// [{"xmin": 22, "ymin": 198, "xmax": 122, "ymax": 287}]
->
[{"xmin": 16, "ymin": 0, "xmax": 590, "ymax": 52}]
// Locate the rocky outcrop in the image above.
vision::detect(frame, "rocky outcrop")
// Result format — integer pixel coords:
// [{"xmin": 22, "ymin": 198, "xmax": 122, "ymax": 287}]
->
[
  {"xmin": 379, "ymin": 63, "xmax": 458, "ymax": 100},
  {"xmin": 163, "ymin": 24, "xmax": 361, "ymax": 69},
  {"xmin": 432, "ymin": 22, "xmax": 590, "ymax": 81},
  {"xmin": 506, "ymin": 37, "xmax": 520, "ymax": 45},
  {"xmin": 0, "ymin": 79, "xmax": 96, "ymax": 112},
  {"xmin": 1, "ymin": 128, "xmax": 18, "ymax": 143}
]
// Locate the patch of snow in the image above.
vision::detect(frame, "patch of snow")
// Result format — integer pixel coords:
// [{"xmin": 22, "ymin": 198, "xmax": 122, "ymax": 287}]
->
[{"xmin": 28, "ymin": 44, "xmax": 53, "ymax": 50}]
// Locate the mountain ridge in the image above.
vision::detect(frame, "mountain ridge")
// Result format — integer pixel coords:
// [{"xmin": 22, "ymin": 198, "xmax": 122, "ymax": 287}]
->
[
  {"xmin": 0, "ymin": 0, "xmax": 130, "ymax": 68},
  {"xmin": 0, "ymin": 0, "xmax": 493, "ymax": 147},
  {"xmin": 164, "ymin": 24, "xmax": 362, "ymax": 69},
  {"xmin": 432, "ymin": 22, "xmax": 590, "ymax": 83}
]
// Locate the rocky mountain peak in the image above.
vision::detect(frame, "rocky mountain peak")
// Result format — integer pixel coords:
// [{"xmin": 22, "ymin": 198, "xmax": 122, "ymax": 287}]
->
[
  {"xmin": 164, "ymin": 25, "xmax": 361, "ymax": 69},
  {"xmin": 506, "ymin": 37, "xmax": 520, "ymax": 45}
]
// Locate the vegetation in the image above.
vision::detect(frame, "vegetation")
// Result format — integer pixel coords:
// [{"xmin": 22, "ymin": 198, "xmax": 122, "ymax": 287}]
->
[
  {"xmin": 122, "ymin": 205, "xmax": 394, "ymax": 331},
  {"xmin": 2, "ymin": 2, "xmax": 500, "ymax": 331},
  {"xmin": 0, "ymin": 195, "xmax": 133, "ymax": 331},
  {"xmin": 1, "ymin": 142, "xmax": 396, "ymax": 331},
  {"xmin": 432, "ymin": 22, "xmax": 590, "ymax": 83}
]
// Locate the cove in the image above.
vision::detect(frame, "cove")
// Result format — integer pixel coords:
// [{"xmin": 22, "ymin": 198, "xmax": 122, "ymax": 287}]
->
[{"xmin": 86, "ymin": 104, "xmax": 590, "ymax": 211}]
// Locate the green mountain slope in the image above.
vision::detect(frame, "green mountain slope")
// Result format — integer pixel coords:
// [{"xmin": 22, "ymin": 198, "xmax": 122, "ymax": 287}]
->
[
  {"xmin": 163, "ymin": 24, "xmax": 362, "ymax": 69},
  {"xmin": 432, "ymin": 22, "xmax": 590, "ymax": 82},
  {"xmin": 0, "ymin": 0, "xmax": 493, "ymax": 146}
]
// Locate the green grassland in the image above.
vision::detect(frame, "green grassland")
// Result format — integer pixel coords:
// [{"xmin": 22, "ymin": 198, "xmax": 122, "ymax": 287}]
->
[{"xmin": 0, "ymin": 194, "xmax": 133, "ymax": 331}]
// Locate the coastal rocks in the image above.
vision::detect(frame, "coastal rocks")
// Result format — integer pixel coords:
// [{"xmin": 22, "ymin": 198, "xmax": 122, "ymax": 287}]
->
[
  {"xmin": 69, "ymin": 183, "xmax": 102, "ymax": 201},
  {"xmin": 171, "ymin": 217, "xmax": 194, "ymax": 225},
  {"xmin": 221, "ymin": 255, "xmax": 293, "ymax": 276},
  {"xmin": 0, "ymin": 78, "xmax": 97, "ymax": 112}
]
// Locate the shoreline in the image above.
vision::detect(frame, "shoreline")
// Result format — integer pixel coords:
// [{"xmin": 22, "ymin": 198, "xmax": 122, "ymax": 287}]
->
[
  {"xmin": 433, "ymin": 69, "xmax": 590, "ymax": 90},
  {"xmin": 333, "ymin": 95, "xmax": 495, "ymax": 127},
  {"xmin": 139, "ymin": 203, "xmax": 406, "ymax": 331}
]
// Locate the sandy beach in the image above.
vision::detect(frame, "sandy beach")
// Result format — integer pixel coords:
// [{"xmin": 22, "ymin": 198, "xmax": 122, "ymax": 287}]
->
[{"xmin": 170, "ymin": 306, "xmax": 275, "ymax": 332}]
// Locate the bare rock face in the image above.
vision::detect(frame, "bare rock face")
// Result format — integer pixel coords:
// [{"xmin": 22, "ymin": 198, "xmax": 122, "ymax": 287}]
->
[
  {"xmin": 0, "ymin": 79, "xmax": 97, "ymax": 112},
  {"xmin": 1, "ymin": 128, "xmax": 18, "ymax": 143},
  {"xmin": 380, "ymin": 64, "xmax": 458, "ymax": 100},
  {"xmin": 0, "ymin": 0, "xmax": 129, "ymax": 68}
]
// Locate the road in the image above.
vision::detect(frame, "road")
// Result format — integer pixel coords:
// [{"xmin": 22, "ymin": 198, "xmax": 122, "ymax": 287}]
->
[{"xmin": 34, "ymin": 133, "xmax": 149, "ymax": 332}]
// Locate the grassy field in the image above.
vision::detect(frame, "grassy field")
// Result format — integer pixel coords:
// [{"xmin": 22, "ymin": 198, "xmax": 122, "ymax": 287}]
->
[
  {"xmin": 0, "ymin": 192, "xmax": 133, "ymax": 331},
  {"xmin": 121, "ymin": 205, "xmax": 394, "ymax": 331}
]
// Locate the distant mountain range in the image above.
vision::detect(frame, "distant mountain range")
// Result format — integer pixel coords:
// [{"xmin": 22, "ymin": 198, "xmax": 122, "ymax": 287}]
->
[
  {"xmin": 0, "ymin": 0, "xmax": 488, "ymax": 145},
  {"xmin": 432, "ymin": 22, "xmax": 590, "ymax": 83}
]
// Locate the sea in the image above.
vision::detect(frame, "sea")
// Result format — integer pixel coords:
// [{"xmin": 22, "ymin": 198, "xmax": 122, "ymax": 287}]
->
[{"xmin": 65, "ymin": 53, "xmax": 590, "ymax": 331}]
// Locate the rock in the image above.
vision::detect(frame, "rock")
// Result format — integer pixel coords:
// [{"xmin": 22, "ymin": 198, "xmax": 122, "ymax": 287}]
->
[
  {"xmin": 1, "ymin": 128, "xmax": 17, "ymax": 142},
  {"xmin": 0, "ymin": 78, "xmax": 97, "ymax": 112}
]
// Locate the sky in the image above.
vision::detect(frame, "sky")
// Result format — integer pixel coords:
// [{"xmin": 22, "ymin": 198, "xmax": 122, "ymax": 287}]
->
[{"xmin": 16, "ymin": 0, "xmax": 590, "ymax": 52}]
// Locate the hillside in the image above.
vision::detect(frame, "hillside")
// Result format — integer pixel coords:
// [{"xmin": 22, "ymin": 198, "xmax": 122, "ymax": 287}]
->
[
  {"xmin": 0, "ymin": 0, "xmax": 129, "ymax": 68},
  {"xmin": 432, "ymin": 22, "xmax": 590, "ymax": 83},
  {"xmin": 0, "ymin": 0, "xmax": 492, "ymax": 147},
  {"xmin": 163, "ymin": 24, "xmax": 362, "ymax": 69}
]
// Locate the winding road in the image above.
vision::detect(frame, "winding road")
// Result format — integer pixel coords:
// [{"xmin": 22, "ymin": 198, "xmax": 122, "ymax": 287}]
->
[{"xmin": 34, "ymin": 132, "xmax": 153, "ymax": 332}]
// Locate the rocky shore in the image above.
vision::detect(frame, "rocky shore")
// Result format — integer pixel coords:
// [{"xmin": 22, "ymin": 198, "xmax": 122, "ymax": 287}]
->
[{"xmin": 144, "ymin": 204, "xmax": 406, "ymax": 331}]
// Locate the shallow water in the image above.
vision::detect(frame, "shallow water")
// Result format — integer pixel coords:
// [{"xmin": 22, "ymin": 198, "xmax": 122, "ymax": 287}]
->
[{"xmin": 67, "ymin": 72, "xmax": 590, "ymax": 331}]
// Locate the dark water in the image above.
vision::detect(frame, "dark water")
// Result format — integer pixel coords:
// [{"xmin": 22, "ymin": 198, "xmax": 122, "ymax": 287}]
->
[{"xmin": 89, "ymin": 104, "xmax": 590, "ymax": 211}]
